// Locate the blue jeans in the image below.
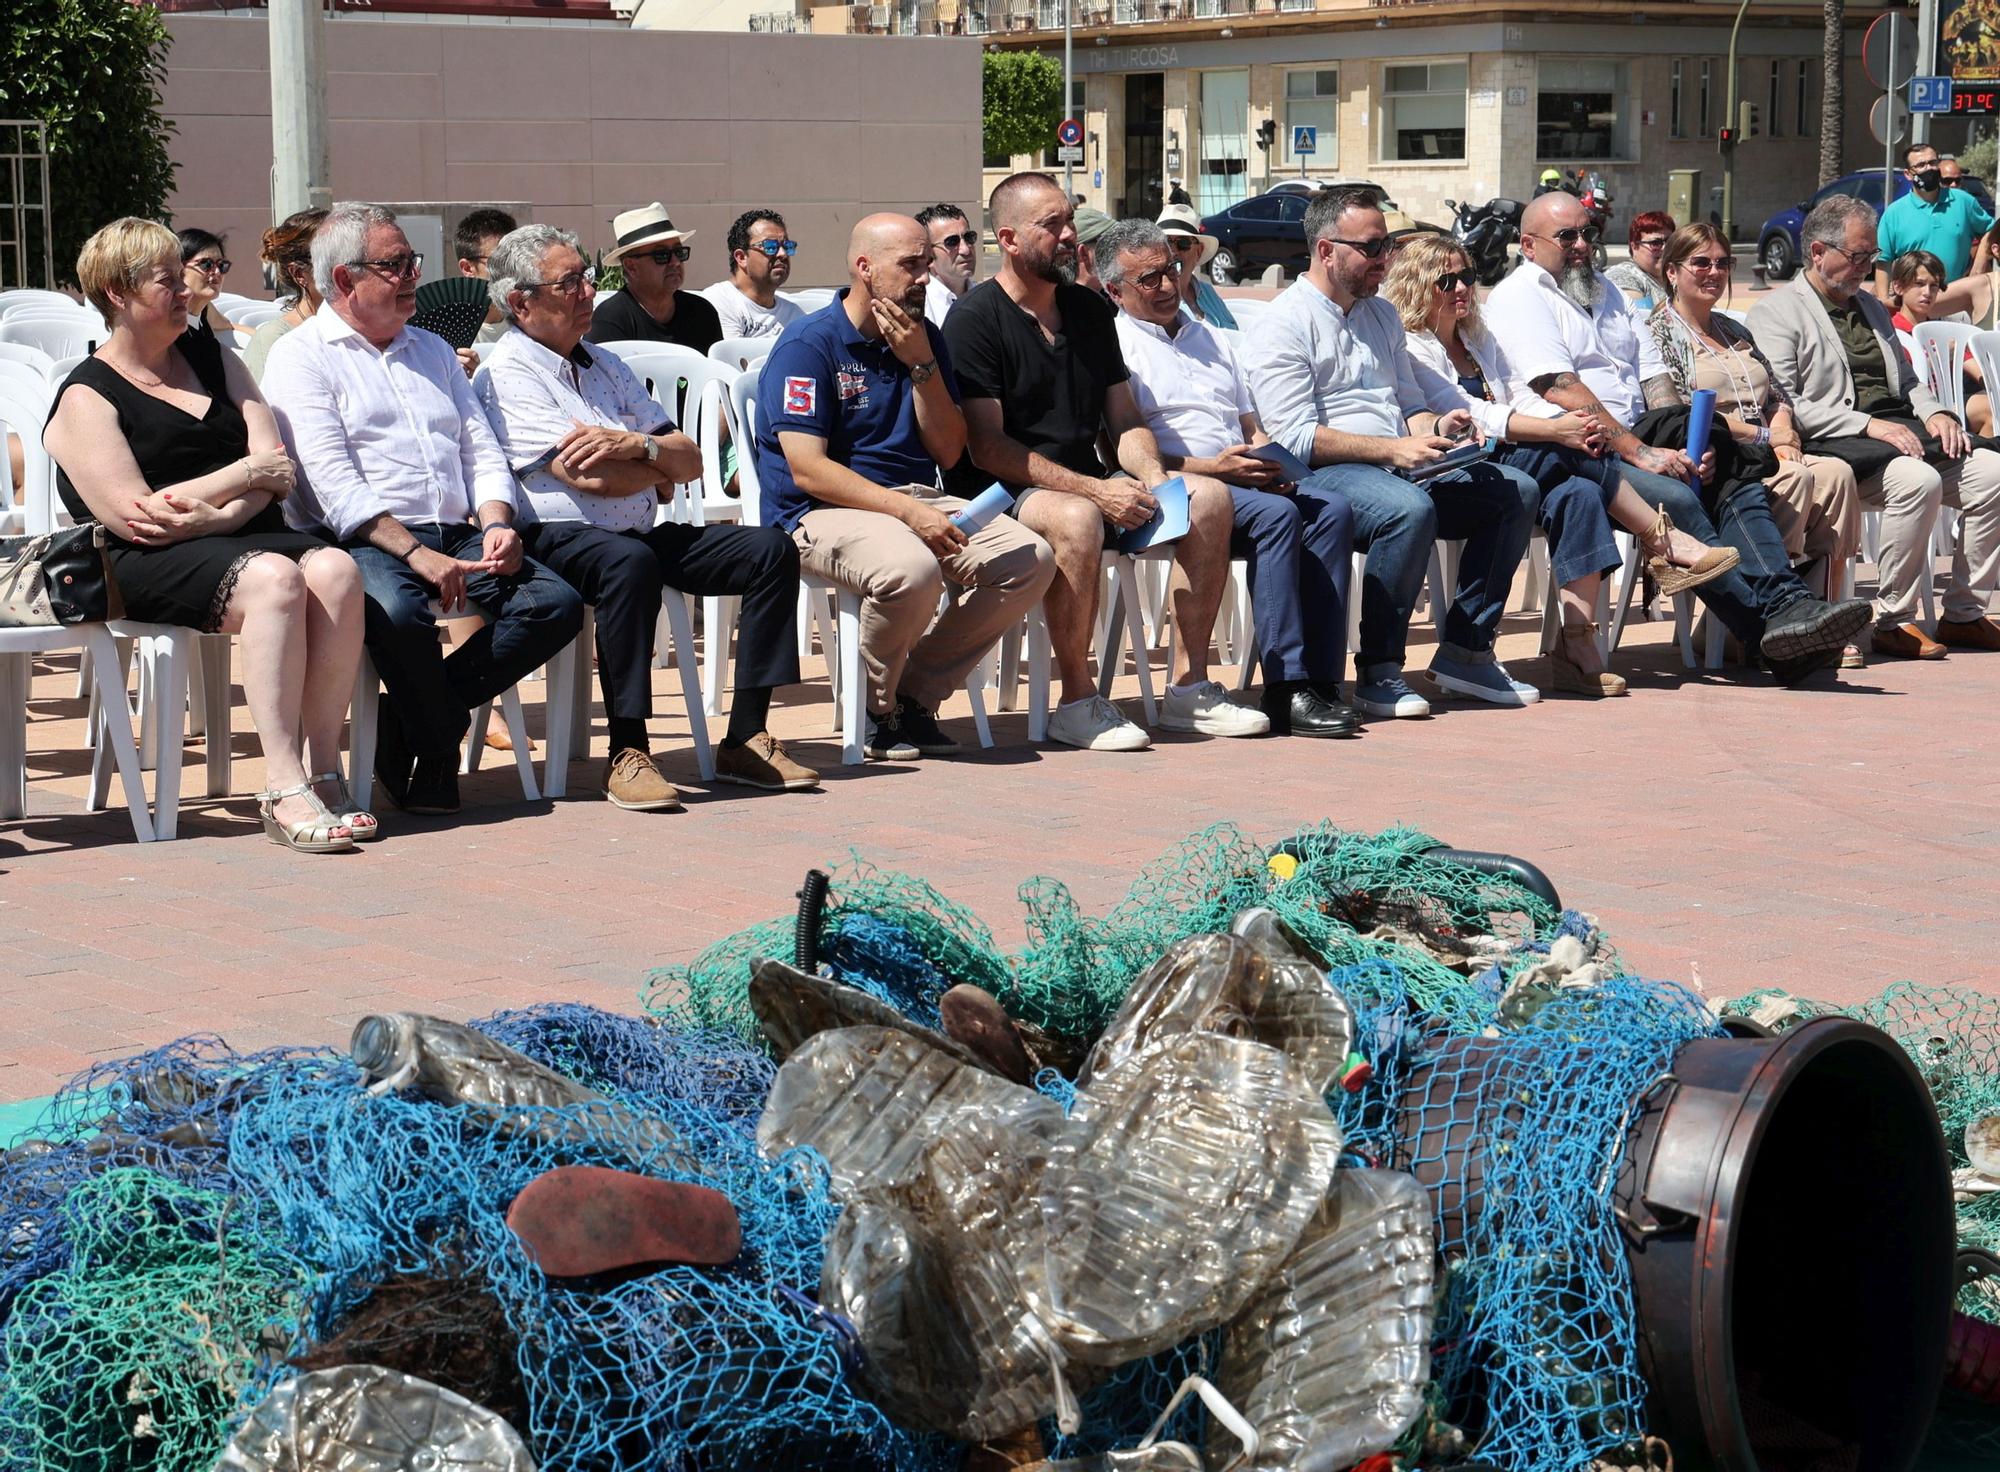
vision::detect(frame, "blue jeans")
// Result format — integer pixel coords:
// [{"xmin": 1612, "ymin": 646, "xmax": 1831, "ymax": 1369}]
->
[
  {"xmin": 349, "ymin": 522, "xmax": 585, "ymax": 757},
  {"xmin": 1229, "ymin": 474, "xmax": 1353, "ymax": 686},
  {"xmin": 1501, "ymin": 445, "xmax": 1620, "ymax": 586},
  {"xmin": 1617, "ymin": 463, "xmax": 1810, "ymax": 648},
  {"xmin": 1313, "ymin": 460, "xmax": 1537, "ymax": 670}
]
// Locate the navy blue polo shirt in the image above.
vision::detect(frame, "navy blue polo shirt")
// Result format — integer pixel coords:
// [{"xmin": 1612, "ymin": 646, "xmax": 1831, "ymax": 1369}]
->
[{"xmin": 753, "ymin": 290, "xmax": 960, "ymax": 532}]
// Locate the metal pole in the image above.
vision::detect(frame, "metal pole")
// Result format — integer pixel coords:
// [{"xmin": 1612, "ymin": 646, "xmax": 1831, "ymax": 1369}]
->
[
  {"xmin": 1916, "ymin": 0, "xmax": 1936, "ymax": 145},
  {"xmin": 1063, "ymin": 0, "xmax": 1074, "ymax": 200},
  {"xmin": 270, "ymin": 0, "xmax": 331, "ymax": 222},
  {"xmin": 1721, "ymin": 0, "xmax": 1754, "ymax": 243},
  {"xmin": 1887, "ymin": 9, "xmax": 1898, "ymax": 198}
]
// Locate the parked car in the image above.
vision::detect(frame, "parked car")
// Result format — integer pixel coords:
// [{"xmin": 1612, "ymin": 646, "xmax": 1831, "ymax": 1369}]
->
[
  {"xmin": 1757, "ymin": 169, "xmax": 1999, "ymax": 280},
  {"xmin": 1201, "ymin": 178, "xmax": 1430, "ymax": 284}
]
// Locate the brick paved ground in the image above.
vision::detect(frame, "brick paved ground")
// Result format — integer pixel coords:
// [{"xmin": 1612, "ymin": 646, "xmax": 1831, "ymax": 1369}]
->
[{"xmin": 2, "ymin": 573, "xmax": 1996, "ymax": 1103}]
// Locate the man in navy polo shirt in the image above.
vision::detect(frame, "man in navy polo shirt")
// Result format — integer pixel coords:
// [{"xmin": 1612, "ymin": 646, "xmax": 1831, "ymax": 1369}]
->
[{"xmin": 754, "ymin": 213, "xmax": 1055, "ymax": 760}]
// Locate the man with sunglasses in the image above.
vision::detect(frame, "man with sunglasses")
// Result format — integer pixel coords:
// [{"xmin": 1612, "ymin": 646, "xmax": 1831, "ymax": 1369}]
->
[
  {"xmin": 916, "ymin": 203, "xmax": 978, "ymax": 330},
  {"xmin": 1488, "ymin": 189, "xmax": 1869, "ymax": 683},
  {"xmin": 587, "ymin": 203, "xmax": 723, "ymax": 354},
  {"xmin": 1245, "ymin": 185, "xmax": 1539, "ymax": 718},
  {"xmin": 701, "ymin": 209, "xmax": 804, "ymax": 341},
  {"xmin": 263, "ymin": 203, "xmax": 585, "ymax": 815},
  {"xmin": 1755, "ymin": 193, "xmax": 2000, "ymax": 654}
]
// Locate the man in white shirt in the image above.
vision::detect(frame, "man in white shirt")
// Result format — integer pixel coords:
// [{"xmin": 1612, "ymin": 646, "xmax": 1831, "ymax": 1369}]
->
[
  {"xmin": 1486, "ymin": 189, "xmax": 1870, "ymax": 683},
  {"xmin": 262, "ymin": 202, "xmax": 583, "ymax": 816},
  {"xmin": 700, "ymin": 210, "xmax": 805, "ymax": 341},
  {"xmin": 1244, "ymin": 187, "xmax": 1538, "ymax": 719},
  {"xmin": 916, "ymin": 202, "xmax": 978, "ymax": 330},
  {"xmin": 1101, "ymin": 218, "xmax": 1353, "ymax": 737},
  {"xmin": 474, "ymin": 225, "xmax": 818, "ymax": 808}
]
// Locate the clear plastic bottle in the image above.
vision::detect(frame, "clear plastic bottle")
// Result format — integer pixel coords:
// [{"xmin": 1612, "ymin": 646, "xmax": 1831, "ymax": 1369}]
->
[{"xmin": 214, "ymin": 1367, "xmax": 536, "ymax": 1471}]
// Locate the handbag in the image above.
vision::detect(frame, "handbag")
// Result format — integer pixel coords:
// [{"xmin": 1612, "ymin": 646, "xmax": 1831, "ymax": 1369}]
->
[{"xmin": 0, "ymin": 523, "xmax": 122, "ymax": 627}]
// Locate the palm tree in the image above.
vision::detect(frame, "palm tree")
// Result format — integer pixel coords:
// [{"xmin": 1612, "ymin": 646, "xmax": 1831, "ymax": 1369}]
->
[{"xmin": 1821, "ymin": 0, "xmax": 1844, "ymax": 185}]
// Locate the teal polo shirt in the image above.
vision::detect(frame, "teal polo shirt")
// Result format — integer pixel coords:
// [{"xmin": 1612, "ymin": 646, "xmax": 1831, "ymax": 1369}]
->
[{"xmin": 1878, "ymin": 185, "xmax": 1996, "ymax": 282}]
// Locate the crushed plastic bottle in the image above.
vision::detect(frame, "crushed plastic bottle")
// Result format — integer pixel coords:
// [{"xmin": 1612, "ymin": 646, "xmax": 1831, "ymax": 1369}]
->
[
  {"xmin": 1229, "ymin": 908, "xmax": 1358, "ymax": 1095},
  {"xmin": 1076, "ymin": 935, "xmax": 1268, "ymax": 1088},
  {"xmin": 1211, "ymin": 1168, "xmax": 1436, "ymax": 1470},
  {"xmin": 214, "ymin": 1366, "xmax": 536, "ymax": 1471},
  {"xmin": 1039, "ymin": 1031, "xmax": 1342, "ymax": 1365},
  {"xmin": 748, "ymin": 957, "xmax": 993, "ymax": 1074},
  {"xmin": 1025, "ymin": 1445, "xmax": 1204, "ymax": 1470}
]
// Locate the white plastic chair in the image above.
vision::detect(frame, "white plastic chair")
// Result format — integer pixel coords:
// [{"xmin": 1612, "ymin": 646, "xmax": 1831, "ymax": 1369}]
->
[
  {"xmin": 1, "ymin": 623, "xmax": 154, "ymax": 841},
  {"xmin": 94, "ymin": 623, "xmax": 236, "ymax": 839},
  {"xmin": 0, "ymin": 377, "xmax": 58, "ymax": 536},
  {"xmin": 0, "ymin": 289, "xmax": 86, "ymax": 317},
  {"xmin": 779, "ymin": 288, "xmax": 836, "ymax": 315},
  {"xmin": 709, "ymin": 337, "xmax": 774, "ymax": 372},
  {"xmin": 592, "ymin": 341, "xmax": 736, "ymax": 520},
  {"xmin": 0, "ymin": 317, "xmax": 100, "ymax": 361},
  {"xmin": 535, "ymin": 598, "xmax": 715, "ymax": 797},
  {"xmin": 1916, "ymin": 320, "xmax": 1980, "ymax": 423},
  {"xmin": 0, "ymin": 342, "xmax": 56, "ymax": 378}
]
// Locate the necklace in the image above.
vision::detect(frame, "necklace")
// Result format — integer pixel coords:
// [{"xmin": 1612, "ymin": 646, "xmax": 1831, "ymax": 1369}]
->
[{"xmin": 1668, "ymin": 305, "xmax": 1762, "ymax": 425}]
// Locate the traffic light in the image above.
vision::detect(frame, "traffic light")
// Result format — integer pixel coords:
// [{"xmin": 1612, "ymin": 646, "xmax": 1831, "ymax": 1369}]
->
[
  {"xmin": 1256, "ymin": 118, "xmax": 1278, "ymax": 153},
  {"xmin": 1719, "ymin": 125, "xmax": 1736, "ymax": 147},
  {"xmin": 1738, "ymin": 100, "xmax": 1762, "ymax": 139}
]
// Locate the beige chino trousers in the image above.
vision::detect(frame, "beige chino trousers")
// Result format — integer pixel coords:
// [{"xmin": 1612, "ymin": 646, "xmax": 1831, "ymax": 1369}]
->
[
  {"xmin": 794, "ymin": 488, "xmax": 1056, "ymax": 716},
  {"xmin": 1858, "ymin": 446, "xmax": 2000, "ymax": 626}
]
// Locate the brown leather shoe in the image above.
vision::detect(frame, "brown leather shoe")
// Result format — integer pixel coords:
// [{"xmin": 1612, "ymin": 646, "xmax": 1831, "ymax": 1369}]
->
[
  {"xmin": 604, "ymin": 748, "xmax": 681, "ymax": 811},
  {"xmin": 1872, "ymin": 621, "xmax": 1947, "ymax": 660},
  {"xmin": 1937, "ymin": 615, "xmax": 2000, "ymax": 651}
]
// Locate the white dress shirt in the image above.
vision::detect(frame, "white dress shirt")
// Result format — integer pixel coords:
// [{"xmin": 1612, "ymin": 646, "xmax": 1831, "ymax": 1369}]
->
[
  {"xmin": 261, "ymin": 302, "xmax": 515, "ymax": 539},
  {"xmin": 1483, "ymin": 260, "xmax": 1666, "ymax": 428},
  {"xmin": 700, "ymin": 281, "xmax": 804, "ymax": 341},
  {"xmin": 473, "ymin": 328, "xmax": 673, "ymax": 532},
  {"xmin": 1404, "ymin": 327, "xmax": 1558, "ymax": 441},
  {"xmin": 924, "ymin": 275, "xmax": 961, "ymax": 332},
  {"xmin": 1243, "ymin": 278, "xmax": 1430, "ymax": 461},
  {"xmin": 1114, "ymin": 309, "xmax": 1254, "ymax": 461}
]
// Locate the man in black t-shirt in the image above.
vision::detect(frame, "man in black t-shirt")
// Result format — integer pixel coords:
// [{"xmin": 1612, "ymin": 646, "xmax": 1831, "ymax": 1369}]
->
[
  {"xmin": 585, "ymin": 202, "xmax": 724, "ymax": 353},
  {"xmin": 944, "ymin": 171, "xmax": 1240, "ymax": 753}
]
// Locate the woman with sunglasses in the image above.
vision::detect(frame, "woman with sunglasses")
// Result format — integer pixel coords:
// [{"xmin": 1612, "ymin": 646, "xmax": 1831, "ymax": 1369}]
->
[
  {"xmin": 1385, "ymin": 233, "xmax": 1740, "ymax": 697},
  {"xmin": 1156, "ymin": 203, "xmax": 1238, "ymax": 331},
  {"xmin": 1605, "ymin": 211, "xmax": 1675, "ymax": 309},
  {"xmin": 177, "ymin": 227, "xmax": 245, "ymax": 343},
  {"xmin": 1647, "ymin": 223, "xmax": 1863, "ymax": 657}
]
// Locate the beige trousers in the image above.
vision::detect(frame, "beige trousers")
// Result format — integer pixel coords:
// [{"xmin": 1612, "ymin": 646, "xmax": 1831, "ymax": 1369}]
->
[
  {"xmin": 1765, "ymin": 455, "xmax": 1862, "ymax": 566},
  {"xmin": 794, "ymin": 488, "xmax": 1056, "ymax": 715},
  {"xmin": 1857, "ymin": 447, "xmax": 2000, "ymax": 625}
]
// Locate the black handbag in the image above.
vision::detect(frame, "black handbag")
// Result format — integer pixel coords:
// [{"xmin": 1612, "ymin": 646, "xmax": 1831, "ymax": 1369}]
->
[{"xmin": 0, "ymin": 522, "xmax": 123, "ymax": 626}]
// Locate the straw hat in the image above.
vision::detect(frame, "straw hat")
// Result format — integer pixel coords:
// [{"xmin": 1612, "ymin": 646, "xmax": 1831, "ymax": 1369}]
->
[
  {"xmin": 607, "ymin": 202, "xmax": 696, "ymax": 261},
  {"xmin": 1155, "ymin": 201, "xmax": 1219, "ymax": 268}
]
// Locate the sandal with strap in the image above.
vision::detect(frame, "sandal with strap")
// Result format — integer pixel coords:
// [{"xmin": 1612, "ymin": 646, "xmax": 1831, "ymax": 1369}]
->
[
  {"xmin": 1551, "ymin": 620, "xmax": 1629, "ymax": 698},
  {"xmin": 1641, "ymin": 507, "xmax": 1742, "ymax": 598},
  {"xmin": 259, "ymin": 782, "xmax": 356, "ymax": 854},
  {"xmin": 312, "ymin": 771, "xmax": 380, "ymax": 842}
]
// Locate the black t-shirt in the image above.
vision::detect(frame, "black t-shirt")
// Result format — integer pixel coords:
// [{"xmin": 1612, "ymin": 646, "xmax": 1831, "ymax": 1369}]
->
[
  {"xmin": 941, "ymin": 277, "xmax": 1129, "ymax": 496},
  {"xmin": 586, "ymin": 288, "xmax": 724, "ymax": 354}
]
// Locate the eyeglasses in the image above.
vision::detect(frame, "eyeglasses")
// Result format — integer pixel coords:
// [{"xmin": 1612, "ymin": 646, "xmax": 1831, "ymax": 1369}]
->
[
  {"xmin": 747, "ymin": 239, "xmax": 799, "ymax": 258},
  {"xmin": 1540, "ymin": 226, "xmax": 1602, "ymax": 247},
  {"xmin": 351, "ymin": 253, "xmax": 424, "ymax": 281},
  {"xmin": 186, "ymin": 256, "xmax": 232, "ymax": 277},
  {"xmin": 1943, "ymin": 176, "xmax": 1965, "ymax": 188},
  {"xmin": 931, "ymin": 231, "xmax": 976, "ymax": 253},
  {"xmin": 1682, "ymin": 255, "xmax": 1733, "ymax": 273},
  {"xmin": 1129, "ymin": 261, "xmax": 1185, "ymax": 291},
  {"xmin": 1168, "ymin": 236, "xmax": 1203, "ymax": 253},
  {"xmin": 1634, "ymin": 236, "xmax": 1669, "ymax": 252},
  {"xmin": 631, "ymin": 245, "xmax": 691, "ymax": 265},
  {"xmin": 524, "ymin": 266, "xmax": 598, "ymax": 298},
  {"xmin": 1821, "ymin": 242, "xmax": 1876, "ymax": 266},
  {"xmin": 1432, "ymin": 268, "xmax": 1478, "ymax": 291},
  {"xmin": 1328, "ymin": 236, "xmax": 1391, "ymax": 259}
]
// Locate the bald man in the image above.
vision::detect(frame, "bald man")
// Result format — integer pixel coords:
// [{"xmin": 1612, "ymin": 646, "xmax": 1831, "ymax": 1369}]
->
[{"xmin": 754, "ymin": 213, "xmax": 1055, "ymax": 760}]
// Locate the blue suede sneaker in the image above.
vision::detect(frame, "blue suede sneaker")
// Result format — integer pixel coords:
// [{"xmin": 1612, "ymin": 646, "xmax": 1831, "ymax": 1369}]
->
[
  {"xmin": 1352, "ymin": 664, "xmax": 1433, "ymax": 719},
  {"xmin": 1428, "ymin": 646, "xmax": 1542, "ymax": 706}
]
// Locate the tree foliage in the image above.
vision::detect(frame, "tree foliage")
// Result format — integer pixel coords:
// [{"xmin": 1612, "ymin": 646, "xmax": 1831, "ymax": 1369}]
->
[
  {"xmin": 0, "ymin": 0, "xmax": 178, "ymax": 287},
  {"xmin": 984, "ymin": 51, "xmax": 1064, "ymax": 163}
]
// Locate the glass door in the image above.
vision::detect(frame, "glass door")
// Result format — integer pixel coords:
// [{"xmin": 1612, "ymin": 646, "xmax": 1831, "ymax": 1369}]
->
[
  {"xmin": 1197, "ymin": 69, "xmax": 1250, "ymax": 218},
  {"xmin": 1121, "ymin": 72, "xmax": 1166, "ymax": 220}
]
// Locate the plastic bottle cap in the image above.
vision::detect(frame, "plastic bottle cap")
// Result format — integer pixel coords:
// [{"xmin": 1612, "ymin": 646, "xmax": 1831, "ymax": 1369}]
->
[
  {"xmin": 1266, "ymin": 852, "xmax": 1298, "ymax": 882},
  {"xmin": 1341, "ymin": 1051, "xmax": 1374, "ymax": 1093}
]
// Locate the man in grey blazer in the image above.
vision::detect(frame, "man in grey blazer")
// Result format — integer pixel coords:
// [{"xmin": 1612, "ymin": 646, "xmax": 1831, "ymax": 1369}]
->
[{"xmin": 1751, "ymin": 193, "xmax": 2000, "ymax": 654}]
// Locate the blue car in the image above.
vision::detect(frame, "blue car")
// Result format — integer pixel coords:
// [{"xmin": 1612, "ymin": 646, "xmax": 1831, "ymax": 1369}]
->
[{"xmin": 1758, "ymin": 168, "xmax": 1997, "ymax": 280}]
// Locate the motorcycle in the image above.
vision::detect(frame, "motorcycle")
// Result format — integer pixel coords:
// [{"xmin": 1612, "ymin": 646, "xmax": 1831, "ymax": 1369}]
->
[
  {"xmin": 1444, "ymin": 196, "xmax": 1524, "ymax": 286},
  {"xmin": 1568, "ymin": 168, "xmax": 1614, "ymax": 271}
]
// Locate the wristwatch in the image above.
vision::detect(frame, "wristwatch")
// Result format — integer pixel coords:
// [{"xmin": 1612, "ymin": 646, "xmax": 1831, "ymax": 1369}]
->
[
  {"xmin": 909, "ymin": 359, "xmax": 937, "ymax": 387},
  {"xmin": 642, "ymin": 434, "xmax": 661, "ymax": 464}
]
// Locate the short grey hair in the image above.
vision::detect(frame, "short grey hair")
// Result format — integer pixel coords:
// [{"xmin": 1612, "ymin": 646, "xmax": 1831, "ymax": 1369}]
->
[
  {"xmin": 312, "ymin": 202, "xmax": 399, "ymax": 298},
  {"xmin": 1801, "ymin": 193, "xmax": 1876, "ymax": 253},
  {"xmin": 1096, "ymin": 219, "xmax": 1171, "ymax": 288},
  {"xmin": 488, "ymin": 224, "xmax": 581, "ymax": 322}
]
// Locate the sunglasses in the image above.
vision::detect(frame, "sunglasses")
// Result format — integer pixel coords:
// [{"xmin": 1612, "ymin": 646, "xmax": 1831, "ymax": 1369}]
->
[
  {"xmin": 630, "ymin": 245, "xmax": 692, "ymax": 265},
  {"xmin": 1328, "ymin": 236, "xmax": 1391, "ymax": 259},
  {"xmin": 1129, "ymin": 261, "xmax": 1185, "ymax": 291},
  {"xmin": 351, "ymin": 253, "xmax": 424, "ymax": 282},
  {"xmin": 1432, "ymin": 268, "xmax": 1478, "ymax": 291},
  {"xmin": 187, "ymin": 256, "xmax": 232, "ymax": 276},
  {"xmin": 931, "ymin": 231, "xmax": 976, "ymax": 253},
  {"xmin": 1168, "ymin": 235, "xmax": 1204, "ymax": 253},
  {"xmin": 1634, "ymin": 236, "xmax": 1669, "ymax": 251},
  {"xmin": 1681, "ymin": 255, "xmax": 1733, "ymax": 273},
  {"xmin": 1542, "ymin": 225, "xmax": 1602, "ymax": 247},
  {"xmin": 747, "ymin": 239, "xmax": 799, "ymax": 258}
]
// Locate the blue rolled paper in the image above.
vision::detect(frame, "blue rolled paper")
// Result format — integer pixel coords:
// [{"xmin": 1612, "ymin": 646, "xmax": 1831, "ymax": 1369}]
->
[
  {"xmin": 1685, "ymin": 387, "xmax": 1717, "ymax": 490},
  {"xmin": 951, "ymin": 483, "xmax": 1016, "ymax": 534}
]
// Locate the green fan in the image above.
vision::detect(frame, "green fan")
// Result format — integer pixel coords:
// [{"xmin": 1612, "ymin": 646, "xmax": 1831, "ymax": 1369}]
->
[{"xmin": 411, "ymin": 276, "xmax": 492, "ymax": 350}]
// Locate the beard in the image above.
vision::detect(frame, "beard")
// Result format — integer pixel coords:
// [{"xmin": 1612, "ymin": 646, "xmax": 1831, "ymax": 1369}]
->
[
  {"xmin": 900, "ymin": 282, "xmax": 927, "ymax": 314},
  {"xmin": 1024, "ymin": 241, "xmax": 1077, "ymax": 287},
  {"xmin": 1557, "ymin": 261, "xmax": 1602, "ymax": 309}
]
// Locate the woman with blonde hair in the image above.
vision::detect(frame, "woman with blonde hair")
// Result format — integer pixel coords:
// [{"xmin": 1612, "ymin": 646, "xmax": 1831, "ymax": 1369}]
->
[
  {"xmin": 43, "ymin": 218, "xmax": 373, "ymax": 851},
  {"xmin": 1383, "ymin": 232, "xmax": 1740, "ymax": 696},
  {"xmin": 1646, "ymin": 222, "xmax": 1868, "ymax": 657},
  {"xmin": 242, "ymin": 207, "xmax": 328, "ymax": 383}
]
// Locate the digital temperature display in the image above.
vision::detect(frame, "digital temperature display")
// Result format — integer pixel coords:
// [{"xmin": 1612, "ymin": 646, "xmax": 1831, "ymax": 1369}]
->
[{"xmin": 1954, "ymin": 88, "xmax": 2000, "ymax": 114}]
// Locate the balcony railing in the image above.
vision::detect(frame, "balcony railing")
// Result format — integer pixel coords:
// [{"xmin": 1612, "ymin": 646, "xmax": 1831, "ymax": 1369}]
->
[{"xmin": 749, "ymin": 8, "xmax": 805, "ymax": 27}]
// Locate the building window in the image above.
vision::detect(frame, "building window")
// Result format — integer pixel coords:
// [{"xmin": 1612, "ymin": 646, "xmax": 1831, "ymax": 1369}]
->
[
  {"xmin": 1283, "ymin": 68, "xmax": 1338, "ymax": 170},
  {"xmin": 1764, "ymin": 60, "xmax": 1781, "ymax": 137},
  {"xmin": 1670, "ymin": 60, "xmax": 1684, "ymax": 138},
  {"xmin": 1381, "ymin": 61, "xmax": 1468, "ymax": 161},
  {"xmin": 1537, "ymin": 58, "xmax": 1629, "ymax": 159},
  {"xmin": 1698, "ymin": 58, "xmax": 1712, "ymax": 137},
  {"xmin": 1797, "ymin": 58, "xmax": 1811, "ymax": 136}
]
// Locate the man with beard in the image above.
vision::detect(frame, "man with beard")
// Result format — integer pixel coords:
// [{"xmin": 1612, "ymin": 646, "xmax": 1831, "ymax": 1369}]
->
[
  {"xmin": 586, "ymin": 203, "xmax": 722, "ymax": 354},
  {"xmin": 702, "ymin": 209, "xmax": 805, "ymax": 341},
  {"xmin": 916, "ymin": 202, "xmax": 978, "ymax": 330},
  {"xmin": 945, "ymin": 172, "xmax": 1236, "ymax": 753},
  {"xmin": 757, "ymin": 213, "xmax": 1056, "ymax": 760},
  {"xmin": 1486, "ymin": 190, "xmax": 1870, "ymax": 683},
  {"xmin": 1245, "ymin": 185, "xmax": 1538, "ymax": 719}
]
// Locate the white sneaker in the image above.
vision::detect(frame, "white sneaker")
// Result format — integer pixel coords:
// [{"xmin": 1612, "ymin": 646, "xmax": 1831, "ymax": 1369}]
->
[
  {"xmin": 1047, "ymin": 694, "xmax": 1152, "ymax": 752},
  {"xmin": 1161, "ymin": 680, "xmax": 1272, "ymax": 737}
]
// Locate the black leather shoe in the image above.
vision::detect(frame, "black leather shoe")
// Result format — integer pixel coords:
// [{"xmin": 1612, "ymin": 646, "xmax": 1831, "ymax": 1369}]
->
[
  {"xmin": 1264, "ymin": 681, "xmax": 1360, "ymax": 737},
  {"xmin": 403, "ymin": 754, "xmax": 461, "ymax": 816},
  {"xmin": 1758, "ymin": 597, "xmax": 1871, "ymax": 668},
  {"xmin": 372, "ymin": 717, "xmax": 414, "ymax": 812}
]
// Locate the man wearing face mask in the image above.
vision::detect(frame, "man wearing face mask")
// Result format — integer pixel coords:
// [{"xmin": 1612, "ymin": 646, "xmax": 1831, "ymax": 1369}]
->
[
  {"xmin": 1876, "ymin": 143, "xmax": 1997, "ymax": 296},
  {"xmin": 916, "ymin": 202, "xmax": 978, "ymax": 330}
]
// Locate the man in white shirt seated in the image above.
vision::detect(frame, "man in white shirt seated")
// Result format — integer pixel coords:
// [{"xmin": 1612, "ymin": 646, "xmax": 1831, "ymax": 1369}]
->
[
  {"xmin": 1100, "ymin": 218, "xmax": 1356, "ymax": 737},
  {"xmin": 473, "ymin": 225, "xmax": 818, "ymax": 808},
  {"xmin": 916, "ymin": 202, "xmax": 978, "ymax": 330},
  {"xmin": 700, "ymin": 210, "xmax": 805, "ymax": 341},
  {"xmin": 1244, "ymin": 187, "xmax": 1538, "ymax": 718},
  {"xmin": 262, "ymin": 202, "xmax": 584, "ymax": 816}
]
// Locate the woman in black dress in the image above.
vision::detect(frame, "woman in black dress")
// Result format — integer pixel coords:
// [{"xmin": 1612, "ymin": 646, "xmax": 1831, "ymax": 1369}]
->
[{"xmin": 44, "ymin": 218, "xmax": 372, "ymax": 853}]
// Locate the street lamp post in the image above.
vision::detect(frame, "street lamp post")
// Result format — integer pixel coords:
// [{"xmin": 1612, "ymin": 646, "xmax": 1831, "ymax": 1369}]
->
[
  {"xmin": 1720, "ymin": 0, "xmax": 1754, "ymax": 242},
  {"xmin": 1063, "ymin": 0, "xmax": 1074, "ymax": 199}
]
